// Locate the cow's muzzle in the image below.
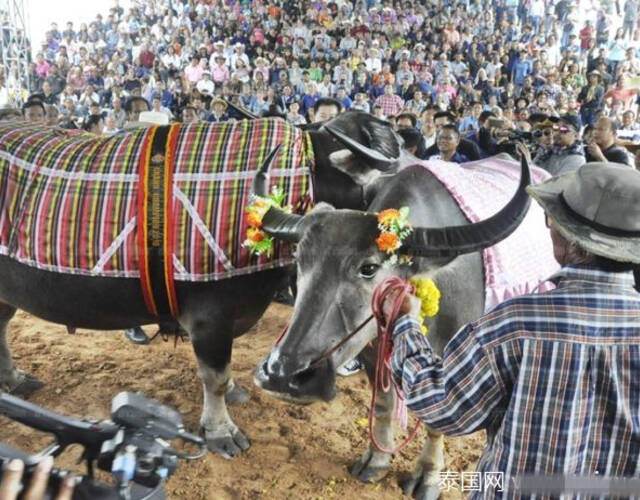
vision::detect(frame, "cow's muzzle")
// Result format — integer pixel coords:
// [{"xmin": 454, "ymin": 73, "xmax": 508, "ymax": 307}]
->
[{"xmin": 254, "ymin": 356, "xmax": 336, "ymax": 404}]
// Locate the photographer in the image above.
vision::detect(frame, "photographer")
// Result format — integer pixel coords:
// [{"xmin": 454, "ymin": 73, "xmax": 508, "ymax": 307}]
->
[
  {"xmin": 466, "ymin": 111, "xmax": 500, "ymax": 158},
  {"xmin": 534, "ymin": 115, "xmax": 586, "ymax": 176}
]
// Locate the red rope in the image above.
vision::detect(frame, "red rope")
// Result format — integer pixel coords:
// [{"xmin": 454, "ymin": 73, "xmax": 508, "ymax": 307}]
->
[{"xmin": 368, "ymin": 276, "xmax": 422, "ymax": 454}]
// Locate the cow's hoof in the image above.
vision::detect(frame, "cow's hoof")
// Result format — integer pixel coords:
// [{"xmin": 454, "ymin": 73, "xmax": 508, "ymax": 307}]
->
[
  {"xmin": 7, "ymin": 373, "xmax": 44, "ymax": 397},
  {"xmin": 225, "ymin": 384, "xmax": 249, "ymax": 405},
  {"xmin": 399, "ymin": 473, "xmax": 441, "ymax": 500},
  {"xmin": 350, "ymin": 447, "xmax": 390, "ymax": 483},
  {"xmin": 202, "ymin": 427, "xmax": 250, "ymax": 459}
]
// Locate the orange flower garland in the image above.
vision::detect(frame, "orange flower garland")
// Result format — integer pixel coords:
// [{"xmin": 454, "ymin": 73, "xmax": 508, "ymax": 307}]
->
[
  {"xmin": 244, "ymin": 187, "xmax": 290, "ymax": 257},
  {"xmin": 376, "ymin": 206, "xmax": 412, "ymax": 265}
]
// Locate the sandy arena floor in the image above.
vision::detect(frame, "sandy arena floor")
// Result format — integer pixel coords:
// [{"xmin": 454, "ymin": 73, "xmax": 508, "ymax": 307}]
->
[{"xmin": 2, "ymin": 304, "xmax": 485, "ymax": 499}]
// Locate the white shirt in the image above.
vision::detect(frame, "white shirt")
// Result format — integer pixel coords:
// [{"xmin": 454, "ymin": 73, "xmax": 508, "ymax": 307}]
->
[{"xmin": 196, "ymin": 79, "xmax": 215, "ymax": 96}]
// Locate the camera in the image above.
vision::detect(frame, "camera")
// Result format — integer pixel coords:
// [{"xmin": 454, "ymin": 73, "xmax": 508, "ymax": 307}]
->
[{"xmin": 0, "ymin": 391, "xmax": 205, "ymax": 500}]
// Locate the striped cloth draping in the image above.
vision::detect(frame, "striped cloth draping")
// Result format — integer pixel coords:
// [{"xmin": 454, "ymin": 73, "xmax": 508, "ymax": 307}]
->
[{"xmin": 0, "ymin": 119, "xmax": 314, "ymax": 282}]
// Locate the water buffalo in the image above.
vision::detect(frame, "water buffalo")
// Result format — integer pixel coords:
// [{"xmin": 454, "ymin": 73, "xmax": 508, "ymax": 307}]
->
[
  {"xmin": 0, "ymin": 111, "xmax": 411, "ymax": 458},
  {"xmin": 255, "ymin": 154, "xmax": 556, "ymax": 497}
]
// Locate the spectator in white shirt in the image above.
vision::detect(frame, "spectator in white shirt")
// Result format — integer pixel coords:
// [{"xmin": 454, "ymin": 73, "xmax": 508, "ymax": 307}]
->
[
  {"xmin": 196, "ymin": 70, "xmax": 215, "ymax": 97},
  {"xmin": 230, "ymin": 43, "xmax": 250, "ymax": 72}
]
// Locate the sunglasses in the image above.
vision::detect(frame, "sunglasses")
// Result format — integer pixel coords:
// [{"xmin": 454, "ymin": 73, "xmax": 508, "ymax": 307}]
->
[
  {"xmin": 555, "ymin": 127, "xmax": 572, "ymax": 134},
  {"xmin": 541, "ymin": 129, "xmax": 554, "ymax": 137}
]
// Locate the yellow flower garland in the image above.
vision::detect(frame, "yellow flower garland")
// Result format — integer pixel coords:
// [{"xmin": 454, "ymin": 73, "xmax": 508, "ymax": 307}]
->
[{"xmin": 409, "ymin": 277, "xmax": 441, "ymax": 336}]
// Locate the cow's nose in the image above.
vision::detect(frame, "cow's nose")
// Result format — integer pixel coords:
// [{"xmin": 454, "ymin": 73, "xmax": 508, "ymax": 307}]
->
[{"xmin": 267, "ymin": 351, "xmax": 302, "ymax": 379}]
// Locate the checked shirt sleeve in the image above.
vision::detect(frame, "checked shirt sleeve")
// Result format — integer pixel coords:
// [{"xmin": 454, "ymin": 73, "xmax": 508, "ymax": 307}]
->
[{"xmin": 391, "ymin": 315, "xmax": 505, "ymax": 435}]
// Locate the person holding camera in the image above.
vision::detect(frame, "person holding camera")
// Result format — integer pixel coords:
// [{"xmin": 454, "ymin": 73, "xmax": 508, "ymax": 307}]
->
[
  {"xmin": 0, "ymin": 457, "xmax": 75, "ymax": 500},
  {"xmin": 534, "ymin": 114, "xmax": 585, "ymax": 176}
]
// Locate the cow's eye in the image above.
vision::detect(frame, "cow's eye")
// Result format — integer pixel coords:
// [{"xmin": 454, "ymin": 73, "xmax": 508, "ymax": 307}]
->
[{"xmin": 359, "ymin": 263, "xmax": 380, "ymax": 279}]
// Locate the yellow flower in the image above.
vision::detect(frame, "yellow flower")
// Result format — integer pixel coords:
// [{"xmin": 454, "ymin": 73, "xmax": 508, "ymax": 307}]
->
[
  {"xmin": 376, "ymin": 232, "xmax": 400, "ymax": 254},
  {"xmin": 377, "ymin": 208, "xmax": 401, "ymax": 227},
  {"xmin": 410, "ymin": 277, "xmax": 441, "ymax": 320},
  {"xmin": 253, "ymin": 198, "xmax": 268, "ymax": 209}
]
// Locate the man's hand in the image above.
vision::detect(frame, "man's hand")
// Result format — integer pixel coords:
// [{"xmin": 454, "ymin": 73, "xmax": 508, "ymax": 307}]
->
[
  {"xmin": 587, "ymin": 141, "xmax": 606, "ymax": 162},
  {"xmin": 382, "ymin": 288, "xmax": 422, "ymax": 321},
  {"xmin": 515, "ymin": 141, "xmax": 532, "ymax": 164},
  {"xmin": 0, "ymin": 458, "xmax": 75, "ymax": 500}
]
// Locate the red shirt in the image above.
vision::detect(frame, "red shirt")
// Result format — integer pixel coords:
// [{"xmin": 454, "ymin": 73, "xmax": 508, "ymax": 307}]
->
[
  {"xmin": 139, "ymin": 49, "xmax": 156, "ymax": 69},
  {"xmin": 579, "ymin": 26, "xmax": 594, "ymax": 50}
]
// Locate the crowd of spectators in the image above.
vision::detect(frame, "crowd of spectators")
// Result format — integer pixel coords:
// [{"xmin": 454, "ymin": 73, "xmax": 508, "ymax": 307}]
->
[{"xmin": 5, "ymin": 0, "xmax": 640, "ymax": 173}]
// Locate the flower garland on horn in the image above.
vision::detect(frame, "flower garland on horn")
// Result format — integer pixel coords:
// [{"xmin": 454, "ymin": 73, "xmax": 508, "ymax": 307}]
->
[
  {"xmin": 375, "ymin": 206, "xmax": 442, "ymax": 336},
  {"xmin": 375, "ymin": 207, "xmax": 413, "ymax": 266},
  {"xmin": 244, "ymin": 186, "xmax": 291, "ymax": 257}
]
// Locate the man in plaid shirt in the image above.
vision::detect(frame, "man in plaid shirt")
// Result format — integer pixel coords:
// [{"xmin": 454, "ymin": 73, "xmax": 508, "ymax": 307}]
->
[
  {"xmin": 374, "ymin": 84, "xmax": 405, "ymax": 118},
  {"xmin": 390, "ymin": 161, "xmax": 640, "ymax": 498}
]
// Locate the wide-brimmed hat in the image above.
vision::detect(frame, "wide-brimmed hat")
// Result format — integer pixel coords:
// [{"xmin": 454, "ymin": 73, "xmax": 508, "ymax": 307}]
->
[
  {"xmin": 211, "ymin": 96, "xmax": 228, "ymax": 109},
  {"xmin": 527, "ymin": 163, "xmax": 640, "ymax": 264}
]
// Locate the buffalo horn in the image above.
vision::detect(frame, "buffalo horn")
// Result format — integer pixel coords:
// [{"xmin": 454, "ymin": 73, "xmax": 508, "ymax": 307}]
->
[
  {"xmin": 224, "ymin": 98, "xmax": 259, "ymax": 120},
  {"xmin": 402, "ymin": 154, "xmax": 532, "ymax": 257},
  {"xmin": 252, "ymin": 144, "xmax": 282, "ymax": 197},
  {"xmin": 325, "ymin": 125, "xmax": 397, "ymax": 167},
  {"xmin": 251, "ymin": 144, "xmax": 303, "ymax": 243},
  {"xmin": 260, "ymin": 208, "xmax": 304, "ymax": 243}
]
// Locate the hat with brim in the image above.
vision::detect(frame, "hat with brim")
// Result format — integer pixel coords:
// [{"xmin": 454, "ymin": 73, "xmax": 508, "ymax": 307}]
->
[
  {"xmin": 526, "ymin": 163, "xmax": 640, "ymax": 264},
  {"xmin": 211, "ymin": 97, "xmax": 228, "ymax": 109}
]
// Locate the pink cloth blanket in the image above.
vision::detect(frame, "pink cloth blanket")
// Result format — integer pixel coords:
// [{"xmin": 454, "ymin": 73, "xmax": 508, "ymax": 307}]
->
[{"xmin": 418, "ymin": 156, "xmax": 559, "ymax": 312}]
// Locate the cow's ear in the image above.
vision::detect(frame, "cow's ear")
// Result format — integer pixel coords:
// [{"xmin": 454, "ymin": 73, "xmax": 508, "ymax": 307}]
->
[
  {"xmin": 325, "ymin": 112, "xmax": 402, "ymax": 171},
  {"xmin": 328, "ymin": 149, "xmax": 383, "ymax": 186}
]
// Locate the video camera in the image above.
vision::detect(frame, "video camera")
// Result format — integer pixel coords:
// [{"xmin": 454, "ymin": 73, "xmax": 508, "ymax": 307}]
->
[
  {"xmin": 0, "ymin": 391, "xmax": 205, "ymax": 499},
  {"xmin": 492, "ymin": 128, "xmax": 543, "ymax": 142}
]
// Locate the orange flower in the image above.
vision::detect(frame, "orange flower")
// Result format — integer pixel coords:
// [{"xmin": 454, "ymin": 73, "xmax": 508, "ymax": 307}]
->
[
  {"xmin": 376, "ymin": 232, "xmax": 400, "ymax": 254},
  {"xmin": 247, "ymin": 228, "xmax": 265, "ymax": 243},
  {"xmin": 378, "ymin": 208, "xmax": 401, "ymax": 227},
  {"xmin": 247, "ymin": 211, "xmax": 263, "ymax": 228}
]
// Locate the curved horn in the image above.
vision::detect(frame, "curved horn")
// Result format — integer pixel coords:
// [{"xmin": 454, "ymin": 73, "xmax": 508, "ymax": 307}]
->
[
  {"xmin": 402, "ymin": 154, "xmax": 532, "ymax": 257},
  {"xmin": 251, "ymin": 144, "xmax": 303, "ymax": 243},
  {"xmin": 325, "ymin": 125, "xmax": 397, "ymax": 167},
  {"xmin": 252, "ymin": 144, "xmax": 282, "ymax": 197},
  {"xmin": 260, "ymin": 208, "xmax": 304, "ymax": 243},
  {"xmin": 223, "ymin": 98, "xmax": 259, "ymax": 120}
]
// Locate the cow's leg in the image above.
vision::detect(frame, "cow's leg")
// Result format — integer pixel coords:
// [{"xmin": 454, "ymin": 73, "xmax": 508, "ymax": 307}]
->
[
  {"xmin": 350, "ymin": 345, "xmax": 394, "ymax": 482},
  {"xmin": 0, "ymin": 303, "xmax": 43, "ymax": 396},
  {"xmin": 188, "ymin": 318, "xmax": 250, "ymax": 459},
  {"xmin": 399, "ymin": 428, "xmax": 444, "ymax": 500}
]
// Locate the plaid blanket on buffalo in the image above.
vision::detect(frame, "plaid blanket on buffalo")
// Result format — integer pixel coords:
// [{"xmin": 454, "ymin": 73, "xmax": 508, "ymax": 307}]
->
[{"xmin": 0, "ymin": 119, "xmax": 314, "ymax": 283}]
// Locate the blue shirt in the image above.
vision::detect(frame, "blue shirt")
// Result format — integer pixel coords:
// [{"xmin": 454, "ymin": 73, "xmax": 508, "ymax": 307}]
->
[
  {"xmin": 512, "ymin": 59, "xmax": 531, "ymax": 86},
  {"xmin": 391, "ymin": 265, "xmax": 640, "ymax": 498},
  {"xmin": 428, "ymin": 151, "xmax": 470, "ymax": 163}
]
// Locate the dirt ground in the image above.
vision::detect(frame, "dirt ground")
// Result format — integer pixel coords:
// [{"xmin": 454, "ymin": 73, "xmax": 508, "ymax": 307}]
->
[{"xmin": 2, "ymin": 304, "xmax": 485, "ymax": 499}]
